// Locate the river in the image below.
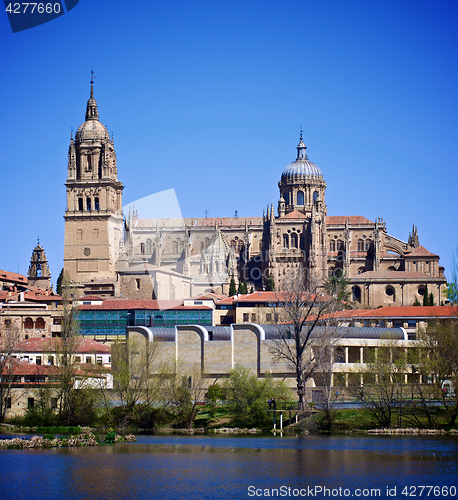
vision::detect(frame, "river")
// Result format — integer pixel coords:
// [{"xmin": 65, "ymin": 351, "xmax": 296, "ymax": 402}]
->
[{"xmin": 0, "ymin": 433, "xmax": 457, "ymax": 499}]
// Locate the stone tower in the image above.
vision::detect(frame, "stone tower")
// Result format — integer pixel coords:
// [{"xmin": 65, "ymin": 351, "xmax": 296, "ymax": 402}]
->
[
  {"xmin": 63, "ymin": 79, "xmax": 124, "ymax": 289},
  {"xmin": 28, "ymin": 242, "xmax": 51, "ymax": 289}
]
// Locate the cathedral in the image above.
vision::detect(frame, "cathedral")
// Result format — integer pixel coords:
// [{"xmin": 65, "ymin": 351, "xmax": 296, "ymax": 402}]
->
[{"xmin": 63, "ymin": 82, "xmax": 446, "ymax": 307}]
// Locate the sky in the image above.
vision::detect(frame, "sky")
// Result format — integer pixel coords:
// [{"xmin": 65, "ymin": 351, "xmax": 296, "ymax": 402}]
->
[{"xmin": 1, "ymin": 0, "xmax": 457, "ymax": 286}]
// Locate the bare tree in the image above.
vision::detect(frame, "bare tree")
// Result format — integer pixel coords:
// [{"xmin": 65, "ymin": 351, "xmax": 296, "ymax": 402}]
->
[
  {"xmin": 269, "ymin": 269, "xmax": 343, "ymax": 410},
  {"xmin": 0, "ymin": 326, "xmax": 22, "ymax": 422}
]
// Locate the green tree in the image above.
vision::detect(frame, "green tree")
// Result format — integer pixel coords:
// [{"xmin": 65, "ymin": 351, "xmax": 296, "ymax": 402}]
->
[
  {"xmin": 229, "ymin": 275, "xmax": 237, "ymax": 296},
  {"xmin": 266, "ymin": 275, "xmax": 275, "ymax": 291},
  {"xmin": 224, "ymin": 365, "xmax": 289, "ymax": 428},
  {"xmin": 323, "ymin": 271, "xmax": 350, "ymax": 302},
  {"xmin": 56, "ymin": 268, "xmax": 64, "ymax": 296},
  {"xmin": 423, "ymin": 284, "xmax": 429, "ymax": 306},
  {"xmin": 413, "ymin": 297, "xmax": 421, "ymax": 306},
  {"xmin": 350, "ymin": 342, "xmax": 408, "ymax": 428},
  {"xmin": 429, "ymin": 292, "xmax": 435, "ymax": 306},
  {"xmin": 238, "ymin": 280, "xmax": 248, "ymax": 295}
]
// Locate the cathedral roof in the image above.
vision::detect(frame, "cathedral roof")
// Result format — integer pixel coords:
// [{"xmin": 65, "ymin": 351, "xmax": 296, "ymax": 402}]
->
[
  {"xmin": 326, "ymin": 216, "xmax": 373, "ymax": 226},
  {"xmin": 281, "ymin": 133, "xmax": 323, "ymax": 182},
  {"xmin": 404, "ymin": 245, "xmax": 438, "ymax": 258}
]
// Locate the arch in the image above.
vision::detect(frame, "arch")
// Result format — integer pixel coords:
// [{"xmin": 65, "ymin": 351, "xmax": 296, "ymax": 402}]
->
[
  {"xmin": 94, "ymin": 197, "xmax": 100, "ymax": 211},
  {"xmin": 313, "ymin": 191, "xmax": 319, "ymax": 202},
  {"xmin": 297, "ymin": 191, "xmax": 304, "ymax": 205},
  {"xmin": 330, "ymin": 240, "xmax": 335, "ymax": 252},
  {"xmin": 205, "ymin": 237, "xmax": 210, "ymax": 248},
  {"xmin": 336, "ymin": 240, "xmax": 343, "ymax": 251},
  {"xmin": 284, "ymin": 192, "xmax": 289, "ymax": 205},
  {"xmin": 140, "ymin": 243, "xmax": 145, "ymax": 254},
  {"xmin": 358, "ymin": 267, "xmax": 366, "ymax": 274},
  {"xmin": 357, "ymin": 240, "xmax": 364, "ymax": 251},
  {"xmin": 365, "ymin": 239, "xmax": 372, "ymax": 251},
  {"xmin": 24, "ymin": 318, "xmax": 33, "ymax": 329},
  {"xmin": 35, "ymin": 317, "xmax": 45, "ymax": 329},
  {"xmin": 352, "ymin": 285, "xmax": 361, "ymax": 303},
  {"xmin": 86, "ymin": 198, "xmax": 91, "ymax": 211},
  {"xmin": 291, "ymin": 233, "xmax": 298, "ymax": 248},
  {"xmin": 283, "ymin": 234, "xmax": 289, "ymax": 248},
  {"xmin": 78, "ymin": 198, "xmax": 83, "ymax": 211}
]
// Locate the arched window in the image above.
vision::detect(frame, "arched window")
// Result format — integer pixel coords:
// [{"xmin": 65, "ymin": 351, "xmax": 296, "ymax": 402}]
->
[
  {"xmin": 94, "ymin": 197, "xmax": 100, "ymax": 211},
  {"xmin": 365, "ymin": 239, "xmax": 372, "ymax": 251},
  {"xmin": 140, "ymin": 243, "xmax": 145, "ymax": 254},
  {"xmin": 86, "ymin": 155, "xmax": 92, "ymax": 171},
  {"xmin": 284, "ymin": 192, "xmax": 289, "ymax": 205},
  {"xmin": 358, "ymin": 267, "xmax": 365, "ymax": 274},
  {"xmin": 313, "ymin": 191, "xmax": 319, "ymax": 202},
  {"xmin": 35, "ymin": 317, "xmax": 45, "ymax": 329},
  {"xmin": 24, "ymin": 318, "xmax": 33, "ymax": 329},
  {"xmin": 78, "ymin": 198, "xmax": 83, "ymax": 211},
  {"xmin": 36, "ymin": 263, "xmax": 42, "ymax": 277},
  {"xmin": 330, "ymin": 240, "xmax": 335, "ymax": 252},
  {"xmin": 297, "ymin": 191, "xmax": 304, "ymax": 205},
  {"xmin": 291, "ymin": 233, "xmax": 298, "ymax": 248},
  {"xmin": 357, "ymin": 240, "xmax": 364, "ymax": 251},
  {"xmin": 146, "ymin": 239, "xmax": 152, "ymax": 254},
  {"xmin": 352, "ymin": 286, "xmax": 361, "ymax": 303},
  {"xmin": 283, "ymin": 234, "xmax": 289, "ymax": 248},
  {"xmin": 336, "ymin": 240, "xmax": 343, "ymax": 251},
  {"xmin": 86, "ymin": 198, "xmax": 91, "ymax": 211},
  {"xmin": 388, "ymin": 266, "xmax": 396, "ymax": 272}
]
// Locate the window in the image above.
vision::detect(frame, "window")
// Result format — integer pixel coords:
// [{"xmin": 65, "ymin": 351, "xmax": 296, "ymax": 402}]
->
[
  {"xmin": 251, "ymin": 313, "xmax": 256, "ymax": 322},
  {"xmin": 330, "ymin": 240, "xmax": 335, "ymax": 251},
  {"xmin": 35, "ymin": 317, "xmax": 45, "ymax": 329},
  {"xmin": 75, "ymin": 356, "xmax": 82, "ymax": 363},
  {"xmin": 78, "ymin": 198, "xmax": 83, "ymax": 211},
  {"xmin": 266, "ymin": 313, "xmax": 272, "ymax": 322},
  {"xmin": 418, "ymin": 287, "xmax": 425, "ymax": 296},
  {"xmin": 86, "ymin": 198, "xmax": 91, "ymax": 211},
  {"xmin": 337, "ymin": 240, "xmax": 343, "ymax": 251},
  {"xmin": 352, "ymin": 285, "xmax": 361, "ymax": 303},
  {"xmin": 86, "ymin": 357, "xmax": 92, "ymax": 364},
  {"xmin": 172, "ymin": 241, "xmax": 178, "ymax": 253},
  {"xmin": 358, "ymin": 267, "xmax": 365, "ymax": 274},
  {"xmin": 97, "ymin": 357, "xmax": 103, "ymax": 365},
  {"xmin": 297, "ymin": 191, "xmax": 304, "ymax": 205},
  {"xmin": 385, "ymin": 286, "xmax": 395, "ymax": 302},
  {"xmin": 77, "ymin": 229, "xmax": 82, "ymax": 239},
  {"xmin": 48, "ymin": 356, "xmax": 54, "ymax": 366},
  {"xmin": 86, "ymin": 154, "xmax": 92, "ymax": 170},
  {"xmin": 5, "ymin": 397, "xmax": 11, "ymax": 409},
  {"xmin": 28, "ymin": 398, "xmax": 35, "ymax": 409},
  {"xmin": 284, "ymin": 192, "xmax": 289, "ymax": 205},
  {"xmin": 24, "ymin": 318, "xmax": 33, "ymax": 329},
  {"xmin": 136, "ymin": 278, "xmax": 141, "ymax": 290},
  {"xmin": 5, "ymin": 319, "xmax": 11, "ymax": 327},
  {"xmin": 36, "ymin": 356, "xmax": 42, "ymax": 365},
  {"xmin": 283, "ymin": 234, "xmax": 289, "ymax": 248},
  {"xmin": 357, "ymin": 240, "xmax": 364, "ymax": 251},
  {"xmin": 313, "ymin": 191, "xmax": 319, "ymax": 202},
  {"xmin": 94, "ymin": 197, "xmax": 99, "ymax": 211},
  {"xmin": 291, "ymin": 233, "xmax": 298, "ymax": 248},
  {"xmin": 140, "ymin": 243, "xmax": 145, "ymax": 254},
  {"xmin": 243, "ymin": 313, "xmax": 249, "ymax": 322},
  {"xmin": 365, "ymin": 239, "xmax": 372, "ymax": 251},
  {"xmin": 146, "ymin": 239, "xmax": 152, "ymax": 254},
  {"xmin": 53, "ymin": 318, "xmax": 62, "ymax": 325}
]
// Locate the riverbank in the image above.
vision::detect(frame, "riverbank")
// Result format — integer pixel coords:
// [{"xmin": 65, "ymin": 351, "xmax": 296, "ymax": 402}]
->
[{"xmin": 0, "ymin": 432, "xmax": 136, "ymax": 449}]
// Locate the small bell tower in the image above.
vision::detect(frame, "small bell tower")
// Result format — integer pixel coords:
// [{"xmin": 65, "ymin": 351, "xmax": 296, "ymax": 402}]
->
[{"xmin": 28, "ymin": 240, "xmax": 51, "ymax": 289}]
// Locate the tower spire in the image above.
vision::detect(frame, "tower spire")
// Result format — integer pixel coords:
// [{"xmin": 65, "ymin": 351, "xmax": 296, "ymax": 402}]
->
[{"xmin": 85, "ymin": 70, "xmax": 99, "ymax": 121}]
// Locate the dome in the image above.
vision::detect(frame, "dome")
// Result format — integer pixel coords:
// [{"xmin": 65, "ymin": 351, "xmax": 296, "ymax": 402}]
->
[
  {"xmin": 281, "ymin": 159, "xmax": 323, "ymax": 181},
  {"xmin": 75, "ymin": 119, "xmax": 110, "ymax": 142},
  {"xmin": 281, "ymin": 134, "xmax": 324, "ymax": 181}
]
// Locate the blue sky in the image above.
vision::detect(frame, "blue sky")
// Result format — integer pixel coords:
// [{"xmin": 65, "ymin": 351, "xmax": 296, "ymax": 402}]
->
[{"xmin": 1, "ymin": 0, "xmax": 457, "ymax": 286}]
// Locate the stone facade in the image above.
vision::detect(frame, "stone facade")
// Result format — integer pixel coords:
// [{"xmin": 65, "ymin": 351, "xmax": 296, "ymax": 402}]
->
[{"xmin": 64, "ymin": 85, "xmax": 446, "ymax": 307}]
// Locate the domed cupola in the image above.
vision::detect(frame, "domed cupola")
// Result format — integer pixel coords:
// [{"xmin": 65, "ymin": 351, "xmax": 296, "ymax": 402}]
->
[
  {"xmin": 278, "ymin": 132, "xmax": 327, "ymax": 216},
  {"xmin": 75, "ymin": 79, "xmax": 110, "ymax": 144}
]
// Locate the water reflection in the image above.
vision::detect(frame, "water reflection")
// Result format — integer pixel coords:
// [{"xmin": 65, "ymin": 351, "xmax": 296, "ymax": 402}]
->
[{"xmin": 1, "ymin": 434, "xmax": 457, "ymax": 499}]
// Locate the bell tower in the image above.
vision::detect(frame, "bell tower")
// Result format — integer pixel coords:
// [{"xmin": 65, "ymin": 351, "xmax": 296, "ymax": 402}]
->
[
  {"xmin": 64, "ymin": 77, "xmax": 124, "ymax": 290},
  {"xmin": 28, "ymin": 241, "xmax": 51, "ymax": 289}
]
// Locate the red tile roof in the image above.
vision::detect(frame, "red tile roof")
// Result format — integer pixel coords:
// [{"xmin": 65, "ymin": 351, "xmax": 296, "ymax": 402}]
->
[
  {"xmin": 79, "ymin": 299, "xmax": 182, "ymax": 310},
  {"xmin": 405, "ymin": 246, "xmax": 438, "ymax": 258},
  {"xmin": 136, "ymin": 217, "xmax": 263, "ymax": 228},
  {"xmin": 278, "ymin": 210, "xmax": 309, "ymax": 220},
  {"xmin": 326, "ymin": 216, "xmax": 373, "ymax": 226},
  {"xmin": 0, "ymin": 270, "xmax": 28, "ymax": 283},
  {"xmin": 352, "ymin": 270, "xmax": 436, "ymax": 280},
  {"xmin": 231, "ymin": 291, "xmax": 335, "ymax": 304},
  {"xmin": 14, "ymin": 337, "xmax": 111, "ymax": 354}
]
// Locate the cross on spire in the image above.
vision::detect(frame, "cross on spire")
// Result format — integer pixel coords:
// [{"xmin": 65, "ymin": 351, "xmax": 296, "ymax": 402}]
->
[
  {"xmin": 37, "ymin": 236, "xmax": 40, "ymax": 245},
  {"xmin": 90, "ymin": 69, "xmax": 96, "ymax": 84}
]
